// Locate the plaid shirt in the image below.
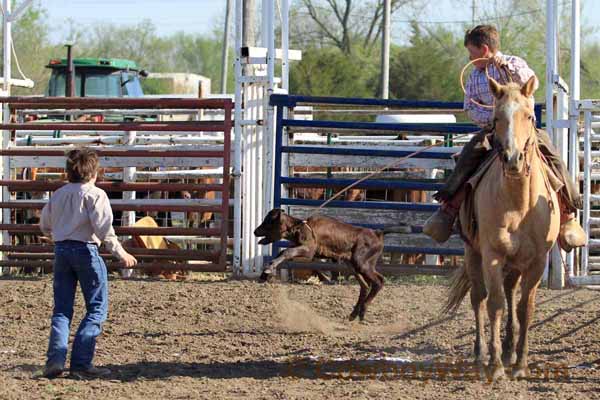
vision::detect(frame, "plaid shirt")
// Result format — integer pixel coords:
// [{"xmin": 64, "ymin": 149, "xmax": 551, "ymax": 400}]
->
[{"xmin": 464, "ymin": 51, "xmax": 538, "ymax": 127}]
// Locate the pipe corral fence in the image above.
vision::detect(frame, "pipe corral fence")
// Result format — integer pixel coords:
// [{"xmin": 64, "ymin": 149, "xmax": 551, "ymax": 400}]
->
[
  {"xmin": 267, "ymin": 93, "xmax": 546, "ymax": 276},
  {"xmin": 0, "ymin": 96, "xmax": 232, "ymax": 274}
]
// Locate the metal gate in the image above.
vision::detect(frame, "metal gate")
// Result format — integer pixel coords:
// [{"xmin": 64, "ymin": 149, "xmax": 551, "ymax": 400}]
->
[
  {"xmin": 0, "ymin": 96, "xmax": 232, "ymax": 273},
  {"xmin": 573, "ymin": 99, "xmax": 600, "ymax": 285}
]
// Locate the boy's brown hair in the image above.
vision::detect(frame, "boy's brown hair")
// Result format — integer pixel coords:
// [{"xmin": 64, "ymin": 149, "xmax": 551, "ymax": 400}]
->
[
  {"xmin": 464, "ymin": 25, "xmax": 500, "ymax": 52},
  {"xmin": 65, "ymin": 147, "xmax": 99, "ymax": 183}
]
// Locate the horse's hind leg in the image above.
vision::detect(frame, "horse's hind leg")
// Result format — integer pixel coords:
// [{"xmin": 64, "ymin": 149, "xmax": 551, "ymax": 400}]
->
[
  {"xmin": 482, "ymin": 250, "xmax": 507, "ymax": 381},
  {"xmin": 466, "ymin": 247, "xmax": 488, "ymax": 366},
  {"xmin": 513, "ymin": 258, "xmax": 544, "ymax": 379},
  {"xmin": 502, "ymin": 268, "xmax": 521, "ymax": 366}
]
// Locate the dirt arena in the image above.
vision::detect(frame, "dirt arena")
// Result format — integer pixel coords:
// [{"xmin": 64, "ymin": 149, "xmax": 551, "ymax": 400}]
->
[{"xmin": 1, "ymin": 274, "xmax": 599, "ymax": 399}]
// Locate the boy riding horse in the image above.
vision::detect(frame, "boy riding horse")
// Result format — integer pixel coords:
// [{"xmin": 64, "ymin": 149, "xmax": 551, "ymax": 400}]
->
[{"xmin": 423, "ymin": 25, "xmax": 586, "ymax": 252}]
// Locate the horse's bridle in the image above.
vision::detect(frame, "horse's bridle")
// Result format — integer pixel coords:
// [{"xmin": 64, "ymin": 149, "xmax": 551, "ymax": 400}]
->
[{"xmin": 499, "ymin": 121, "xmax": 536, "ymax": 179}]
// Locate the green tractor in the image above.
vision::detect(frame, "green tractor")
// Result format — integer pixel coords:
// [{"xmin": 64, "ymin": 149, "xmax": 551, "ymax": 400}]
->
[{"xmin": 46, "ymin": 57, "xmax": 147, "ymax": 98}]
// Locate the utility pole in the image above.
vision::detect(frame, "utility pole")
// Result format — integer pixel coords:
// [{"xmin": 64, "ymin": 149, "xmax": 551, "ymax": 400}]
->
[
  {"xmin": 381, "ymin": 0, "xmax": 391, "ymax": 99},
  {"xmin": 242, "ymin": 0, "xmax": 256, "ymax": 75},
  {"xmin": 471, "ymin": 0, "xmax": 477, "ymax": 25},
  {"xmin": 221, "ymin": 0, "xmax": 233, "ymax": 94},
  {"xmin": 242, "ymin": 0, "xmax": 256, "ymax": 48}
]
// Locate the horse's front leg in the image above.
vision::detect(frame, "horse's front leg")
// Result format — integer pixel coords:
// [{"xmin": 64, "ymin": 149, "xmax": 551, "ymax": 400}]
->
[
  {"xmin": 503, "ymin": 268, "xmax": 521, "ymax": 366},
  {"xmin": 513, "ymin": 258, "xmax": 544, "ymax": 379},
  {"xmin": 482, "ymin": 251, "xmax": 507, "ymax": 382}
]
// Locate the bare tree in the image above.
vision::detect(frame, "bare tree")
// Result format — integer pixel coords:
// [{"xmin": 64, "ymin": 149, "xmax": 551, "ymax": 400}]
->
[{"xmin": 295, "ymin": 0, "xmax": 423, "ymax": 54}]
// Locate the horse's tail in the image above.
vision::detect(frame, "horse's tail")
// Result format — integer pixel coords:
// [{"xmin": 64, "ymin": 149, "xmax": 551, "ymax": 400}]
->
[{"xmin": 442, "ymin": 264, "xmax": 471, "ymax": 315}]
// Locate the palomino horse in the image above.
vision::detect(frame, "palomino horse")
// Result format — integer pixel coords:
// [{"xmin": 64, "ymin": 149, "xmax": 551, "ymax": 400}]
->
[{"xmin": 445, "ymin": 76, "xmax": 560, "ymax": 381}]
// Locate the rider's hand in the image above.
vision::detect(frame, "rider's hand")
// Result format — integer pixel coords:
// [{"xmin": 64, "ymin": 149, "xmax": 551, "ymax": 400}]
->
[{"xmin": 490, "ymin": 55, "xmax": 508, "ymax": 68}]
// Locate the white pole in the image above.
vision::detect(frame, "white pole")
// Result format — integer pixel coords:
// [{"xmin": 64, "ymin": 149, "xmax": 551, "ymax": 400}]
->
[
  {"xmin": 582, "ymin": 110, "xmax": 591, "ymax": 276},
  {"xmin": 221, "ymin": 0, "xmax": 233, "ymax": 94},
  {"xmin": 544, "ymin": 0, "xmax": 557, "ymax": 287},
  {"xmin": 120, "ymin": 130, "xmax": 136, "ymax": 278},
  {"xmin": 233, "ymin": 0, "xmax": 243, "ymax": 275},
  {"xmin": 568, "ymin": 0, "xmax": 581, "ymax": 276},
  {"xmin": 281, "ymin": 0, "xmax": 289, "ymax": 93},
  {"xmin": 0, "ymin": 0, "xmax": 11, "ymax": 272},
  {"xmin": 264, "ymin": 0, "xmax": 275, "ymax": 215},
  {"xmin": 381, "ymin": 0, "xmax": 391, "ymax": 99},
  {"xmin": 545, "ymin": 0, "xmax": 555, "ymax": 139}
]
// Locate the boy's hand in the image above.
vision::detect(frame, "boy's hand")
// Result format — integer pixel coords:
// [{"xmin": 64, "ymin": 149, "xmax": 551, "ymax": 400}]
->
[
  {"xmin": 121, "ymin": 252, "xmax": 138, "ymax": 268},
  {"xmin": 490, "ymin": 55, "xmax": 508, "ymax": 68}
]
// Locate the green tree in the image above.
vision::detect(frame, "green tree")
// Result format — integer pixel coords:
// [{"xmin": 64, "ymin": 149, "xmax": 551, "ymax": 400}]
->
[
  {"xmin": 289, "ymin": 46, "xmax": 378, "ymax": 97},
  {"xmin": 389, "ymin": 24, "xmax": 464, "ymax": 101}
]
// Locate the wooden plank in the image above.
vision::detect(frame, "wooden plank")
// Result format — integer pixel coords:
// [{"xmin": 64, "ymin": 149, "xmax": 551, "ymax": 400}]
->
[
  {"xmin": 289, "ymin": 206, "xmax": 435, "ymax": 226},
  {"xmin": 289, "ymin": 153, "xmax": 454, "ymax": 169},
  {"xmin": 286, "ymin": 207, "xmax": 463, "ymax": 251},
  {"xmin": 291, "ymin": 171, "xmax": 444, "ymax": 180},
  {"xmin": 383, "ymin": 233, "xmax": 463, "ymax": 250}
]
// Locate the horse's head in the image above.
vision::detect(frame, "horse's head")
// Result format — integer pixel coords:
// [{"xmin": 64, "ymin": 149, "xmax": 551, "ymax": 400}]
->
[{"xmin": 489, "ymin": 76, "xmax": 537, "ymax": 175}]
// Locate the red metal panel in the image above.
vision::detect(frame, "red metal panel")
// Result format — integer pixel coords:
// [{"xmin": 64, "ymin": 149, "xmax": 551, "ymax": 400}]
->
[
  {"xmin": 0, "ymin": 201, "xmax": 225, "ymax": 213},
  {"xmin": 0, "ymin": 180, "xmax": 224, "ymax": 192},
  {"xmin": 0, "ymin": 224, "xmax": 222, "ymax": 236},
  {"xmin": 0, "ymin": 149, "xmax": 225, "ymax": 157},
  {"xmin": 0, "ymin": 244, "xmax": 218, "ymax": 260},
  {"xmin": 219, "ymin": 103, "xmax": 232, "ymax": 267},
  {"xmin": 0, "ymin": 96, "xmax": 234, "ymax": 273},
  {"xmin": 0, "ymin": 121, "xmax": 227, "ymax": 132},
  {"xmin": 0, "ymin": 96, "xmax": 233, "ymax": 110},
  {"xmin": 0, "ymin": 260, "xmax": 226, "ymax": 272}
]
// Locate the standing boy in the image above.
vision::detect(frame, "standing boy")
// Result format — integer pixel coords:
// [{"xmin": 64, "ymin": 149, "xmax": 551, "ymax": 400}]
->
[{"xmin": 41, "ymin": 147, "xmax": 137, "ymax": 379}]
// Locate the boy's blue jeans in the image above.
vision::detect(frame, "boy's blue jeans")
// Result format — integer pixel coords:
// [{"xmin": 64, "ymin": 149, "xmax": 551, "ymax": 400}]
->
[{"xmin": 46, "ymin": 240, "xmax": 108, "ymax": 370}]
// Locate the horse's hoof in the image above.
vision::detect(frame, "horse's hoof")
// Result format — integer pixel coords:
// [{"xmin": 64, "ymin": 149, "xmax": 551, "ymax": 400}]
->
[
  {"xmin": 348, "ymin": 312, "xmax": 358, "ymax": 321},
  {"xmin": 512, "ymin": 366, "xmax": 528, "ymax": 380},
  {"xmin": 474, "ymin": 355, "xmax": 489, "ymax": 367},
  {"xmin": 502, "ymin": 352, "xmax": 517, "ymax": 366},
  {"xmin": 489, "ymin": 365, "xmax": 506, "ymax": 382}
]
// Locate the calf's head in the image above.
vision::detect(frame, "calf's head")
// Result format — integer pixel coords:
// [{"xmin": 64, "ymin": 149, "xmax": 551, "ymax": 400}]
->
[{"xmin": 254, "ymin": 208, "xmax": 287, "ymax": 245}]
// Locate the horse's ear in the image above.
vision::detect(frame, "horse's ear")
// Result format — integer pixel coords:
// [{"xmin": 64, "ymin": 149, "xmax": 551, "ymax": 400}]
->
[
  {"xmin": 488, "ymin": 77, "xmax": 504, "ymax": 99},
  {"xmin": 520, "ymin": 76, "xmax": 537, "ymax": 98}
]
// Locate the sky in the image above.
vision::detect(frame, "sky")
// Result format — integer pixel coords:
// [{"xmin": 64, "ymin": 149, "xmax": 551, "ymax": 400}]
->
[{"xmin": 39, "ymin": 0, "xmax": 600, "ymax": 45}]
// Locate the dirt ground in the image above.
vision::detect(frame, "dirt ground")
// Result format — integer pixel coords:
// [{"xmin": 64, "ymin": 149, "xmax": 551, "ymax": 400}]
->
[{"xmin": 1, "ymin": 274, "xmax": 599, "ymax": 400}]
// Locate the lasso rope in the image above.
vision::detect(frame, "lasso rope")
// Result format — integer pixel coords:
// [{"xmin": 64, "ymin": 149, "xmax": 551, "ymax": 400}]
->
[{"xmin": 460, "ymin": 57, "xmax": 513, "ymax": 109}]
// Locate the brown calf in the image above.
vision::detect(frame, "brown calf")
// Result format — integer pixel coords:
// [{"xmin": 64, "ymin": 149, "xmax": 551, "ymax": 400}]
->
[{"xmin": 254, "ymin": 209, "xmax": 408, "ymax": 321}]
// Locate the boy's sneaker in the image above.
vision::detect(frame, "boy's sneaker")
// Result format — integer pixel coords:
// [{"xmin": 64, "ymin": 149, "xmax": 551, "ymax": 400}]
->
[
  {"xmin": 42, "ymin": 363, "xmax": 65, "ymax": 379},
  {"xmin": 70, "ymin": 366, "xmax": 111, "ymax": 379}
]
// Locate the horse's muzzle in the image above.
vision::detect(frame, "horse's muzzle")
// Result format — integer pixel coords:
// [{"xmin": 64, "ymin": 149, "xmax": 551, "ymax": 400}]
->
[{"xmin": 502, "ymin": 149, "xmax": 525, "ymax": 174}]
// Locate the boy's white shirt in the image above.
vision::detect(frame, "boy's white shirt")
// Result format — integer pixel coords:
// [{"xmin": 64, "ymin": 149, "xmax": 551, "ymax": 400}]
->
[{"xmin": 40, "ymin": 182, "xmax": 128, "ymax": 260}]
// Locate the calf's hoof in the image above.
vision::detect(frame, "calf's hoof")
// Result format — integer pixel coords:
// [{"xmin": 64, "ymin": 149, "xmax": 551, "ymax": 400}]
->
[
  {"xmin": 348, "ymin": 306, "xmax": 361, "ymax": 321},
  {"xmin": 258, "ymin": 270, "xmax": 274, "ymax": 283}
]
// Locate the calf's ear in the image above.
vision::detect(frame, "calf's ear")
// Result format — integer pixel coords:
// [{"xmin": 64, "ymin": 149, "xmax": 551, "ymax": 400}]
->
[{"xmin": 272, "ymin": 208, "xmax": 285, "ymax": 220}]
